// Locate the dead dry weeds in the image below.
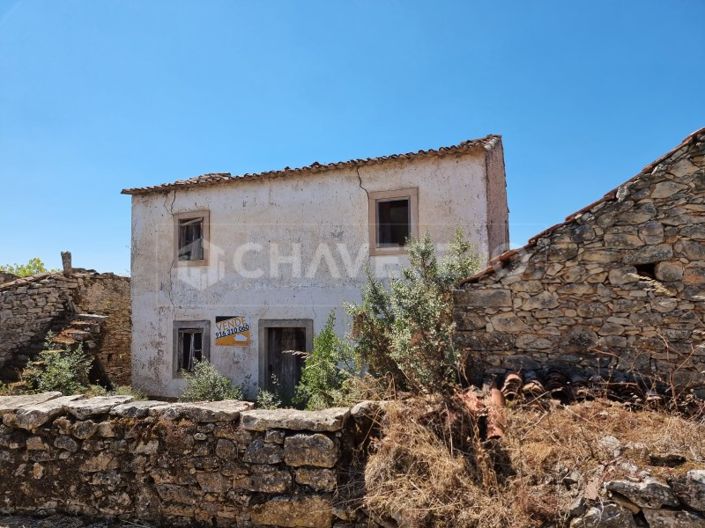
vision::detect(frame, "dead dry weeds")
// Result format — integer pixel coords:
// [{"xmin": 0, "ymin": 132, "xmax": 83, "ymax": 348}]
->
[{"xmin": 361, "ymin": 397, "xmax": 705, "ymax": 528}]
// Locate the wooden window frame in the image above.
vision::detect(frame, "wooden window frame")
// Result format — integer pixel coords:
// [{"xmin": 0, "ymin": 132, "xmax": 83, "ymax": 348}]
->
[
  {"xmin": 173, "ymin": 320, "xmax": 210, "ymax": 377},
  {"xmin": 174, "ymin": 210, "xmax": 210, "ymax": 266},
  {"xmin": 368, "ymin": 188, "xmax": 419, "ymax": 256}
]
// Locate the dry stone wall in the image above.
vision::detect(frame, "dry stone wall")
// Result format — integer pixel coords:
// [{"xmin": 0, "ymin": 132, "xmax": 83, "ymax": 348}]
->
[
  {"xmin": 0, "ymin": 393, "xmax": 370, "ymax": 528},
  {"xmin": 454, "ymin": 129, "xmax": 705, "ymax": 391},
  {"xmin": 0, "ymin": 270, "xmax": 131, "ymax": 385}
]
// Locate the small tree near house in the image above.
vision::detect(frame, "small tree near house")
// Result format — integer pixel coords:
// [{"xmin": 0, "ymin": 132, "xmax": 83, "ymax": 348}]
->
[{"xmin": 349, "ymin": 230, "xmax": 480, "ymax": 395}]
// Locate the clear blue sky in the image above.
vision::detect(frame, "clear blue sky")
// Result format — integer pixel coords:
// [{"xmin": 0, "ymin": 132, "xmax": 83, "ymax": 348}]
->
[{"xmin": 1, "ymin": 0, "xmax": 704, "ymax": 275}]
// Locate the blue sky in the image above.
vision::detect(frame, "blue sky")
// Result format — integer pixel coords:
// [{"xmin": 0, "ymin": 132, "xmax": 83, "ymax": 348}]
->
[{"xmin": 1, "ymin": 0, "xmax": 703, "ymax": 275}]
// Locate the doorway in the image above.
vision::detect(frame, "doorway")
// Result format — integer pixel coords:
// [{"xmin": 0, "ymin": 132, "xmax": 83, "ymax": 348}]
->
[{"xmin": 258, "ymin": 319, "xmax": 313, "ymax": 405}]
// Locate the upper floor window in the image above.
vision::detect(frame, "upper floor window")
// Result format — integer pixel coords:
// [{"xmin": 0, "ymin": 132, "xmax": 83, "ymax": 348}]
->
[
  {"xmin": 368, "ymin": 188, "xmax": 418, "ymax": 256},
  {"xmin": 174, "ymin": 210, "xmax": 209, "ymax": 265}
]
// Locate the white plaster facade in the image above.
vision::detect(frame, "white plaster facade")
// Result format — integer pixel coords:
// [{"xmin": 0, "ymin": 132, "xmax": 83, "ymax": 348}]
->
[{"xmin": 124, "ymin": 136, "xmax": 508, "ymax": 398}]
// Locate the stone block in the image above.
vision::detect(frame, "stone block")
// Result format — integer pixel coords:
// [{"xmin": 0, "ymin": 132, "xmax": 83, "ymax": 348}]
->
[
  {"xmin": 233, "ymin": 466, "xmax": 292, "ymax": 493},
  {"xmin": 0, "ymin": 392, "xmax": 61, "ymax": 414},
  {"xmin": 623, "ymin": 244, "xmax": 673, "ymax": 265},
  {"xmin": 284, "ymin": 434, "xmax": 338, "ymax": 468},
  {"xmin": 243, "ymin": 438, "xmax": 284, "ymax": 464},
  {"xmin": 295, "ymin": 468, "xmax": 337, "ymax": 492},
  {"xmin": 670, "ymin": 470, "xmax": 705, "ymax": 512},
  {"xmin": 605, "ymin": 478, "xmax": 678, "ymax": 509},
  {"xmin": 454, "ymin": 288, "xmax": 512, "ymax": 308},
  {"xmin": 250, "ymin": 495, "xmax": 333, "ymax": 528},
  {"xmin": 642, "ymin": 509, "xmax": 705, "ymax": 528},
  {"xmin": 8, "ymin": 395, "xmax": 84, "ymax": 431},
  {"xmin": 489, "ymin": 313, "xmax": 529, "ymax": 333},
  {"xmin": 241, "ymin": 408, "xmax": 349, "ymax": 433},
  {"xmin": 110, "ymin": 400, "xmax": 169, "ymax": 418},
  {"xmin": 655, "ymin": 261, "xmax": 684, "ymax": 282},
  {"xmin": 154, "ymin": 401, "xmax": 254, "ymax": 423}
]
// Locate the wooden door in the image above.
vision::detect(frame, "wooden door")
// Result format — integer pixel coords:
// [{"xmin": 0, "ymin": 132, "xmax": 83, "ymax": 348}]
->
[{"xmin": 266, "ymin": 326, "xmax": 307, "ymax": 404}]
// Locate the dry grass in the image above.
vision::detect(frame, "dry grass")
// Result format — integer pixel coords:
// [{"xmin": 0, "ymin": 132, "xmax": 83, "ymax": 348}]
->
[
  {"xmin": 363, "ymin": 398, "xmax": 528, "ymax": 528},
  {"xmin": 361, "ymin": 397, "xmax": 705, "ymax": 528}
]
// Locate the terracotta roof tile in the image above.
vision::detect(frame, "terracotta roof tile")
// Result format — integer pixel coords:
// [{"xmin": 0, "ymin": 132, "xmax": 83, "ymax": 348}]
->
[{"xmin": 121, "ymin": 135, "xmax": 501, "ymax": 195}]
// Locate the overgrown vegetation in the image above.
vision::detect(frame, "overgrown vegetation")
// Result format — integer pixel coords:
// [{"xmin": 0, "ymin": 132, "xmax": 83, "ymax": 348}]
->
[
  {"xmin": 256, "ymin": 388, "xmax": 281, "ymax": 409},
  {"xmin": 349, "ymin": 230, "xmax": 480, "ymax": 394},
  {"xmin": 0, "ymin": 257, "xmax": 57, "ymax": 277},
  {"xmin": 294, "ymin": 312, "xmax": 356, "ymax": 410},
  {"xmin": 179, "ymin": 360, "xmax": 243, "ymax": 402},
  {"xmin": 23, "ymin": 343, "xmax": 93, "ymax": 395}
]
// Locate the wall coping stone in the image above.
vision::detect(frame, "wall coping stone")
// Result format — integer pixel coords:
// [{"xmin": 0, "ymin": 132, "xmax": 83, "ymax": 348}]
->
[
  {"xmin": 241, "ymin": 407, "xmax": 350, "ymax": 432},
  {"xmin": 110, "ymin": 400, "xmax": 170, "ymax": 418},
  {"xmin": 0, "ymin": 392, "xmax": 62, "ymax": 413},
  {"xmin": 65, "ymin": 395, "xmax": 135, "ymax": 420},
  {"xmin": 5, "ymin": 395, "xmax": 84, "ymax": 431},
  {"xmin": 151, "ymin": 400, "xmax": 255, "ymax": 422}
]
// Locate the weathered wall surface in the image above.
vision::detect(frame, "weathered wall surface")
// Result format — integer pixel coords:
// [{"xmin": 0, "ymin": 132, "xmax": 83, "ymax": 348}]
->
[
  {"xmin": 0, "ymin": 393, "xmax": 369, "ymax": 528},
  {"xmin": 485, "ymin": 139, "xmax": 510, "ymax": 259},
  {"xmin": 454, "ymin": 129, "xmax": 705, "ymax": 389},
  {"xmin": 130, "ymin": 142, "xmax": 507, "ymax": 399},
  {"xmin": 0, "ymin": 271, "xmax": 131, "ymax": 385},
  {"xmin": 0, "ymin": 272, "xmax": 17, "ymax": 285},
  {"xmin": 76, "ymin": 276, "xmax": 132, "ymax": 386}
]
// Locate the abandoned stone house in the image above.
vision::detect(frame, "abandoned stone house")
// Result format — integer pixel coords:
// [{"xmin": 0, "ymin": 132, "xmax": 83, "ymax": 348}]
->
[
  {"xmin": 454, "ymin": 127, "xmax": 705, "ymax": 392},
  {"xmin": 0, "ymin": 257, "xmax": 131, "ymax": 386},
  {"xmin": 122, "ymin": 135, "xmax": 509, "ymax": 399}
]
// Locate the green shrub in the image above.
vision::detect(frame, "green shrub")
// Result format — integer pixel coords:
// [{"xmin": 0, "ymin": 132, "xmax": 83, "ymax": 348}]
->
[
  {"xmin": 180, "ymin": 360, "xmax": 243, "ymax": 402},
  {"xmin": 23, "ymin": 344, "xmax": 93, "ymax": 395},
  {"xmin": 295, "ymin": 312, "xmax": 356, "ymax": 410},
  {"xmin": 349, "ymin": 230, "xmax": 479, "ymax": 395},
  {"xmin": 0, "ymin": 257, "xmax": 58, "ymax": 277},
  {"xmin": 256, "ymin": 389, "xmax": 282, "ymax": 409}
]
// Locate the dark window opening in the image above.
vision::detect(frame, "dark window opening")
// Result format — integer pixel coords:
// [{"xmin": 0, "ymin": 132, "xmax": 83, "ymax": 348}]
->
[
  {"xmin": 635, "ymin": 263, "xmax": 656, "ymax": 279},
  {"xmin": 178, "ymin": 217, "xmax": 204, "ymax": 261},
  {"xmin": 178, "ymin": 328, "xmax": 204, "ymax": 372},
  {"xmin": 266, "ymin": 327, "xmax": 307, "ymax": 405},
  {"xmin": 376, "ymin": 198, "xmax": 410, "ymax": 248}
]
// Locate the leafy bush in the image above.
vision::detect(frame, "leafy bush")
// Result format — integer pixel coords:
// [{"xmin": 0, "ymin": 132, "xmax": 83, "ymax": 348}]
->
[
  {"xmin": 23, "ymin": 344, "xmax": 93, "ymax": 395},
  {"xmin": 0, "ymin": 257, "xmax": 57, "ymax": 277},
  {"xmin": 349, "ymin": 230, "xmax": 479, "ymax": 395},
  {"xmin": 180, "ymin": 360, "xmax": 243, "ymax": 402},
  {"xmin": 294, "ymin": 312, "xmax": 356, "ymax": 410},
  {"xmin": 256, "ymin": 388, "xmax": 282, "ymax": 409}
]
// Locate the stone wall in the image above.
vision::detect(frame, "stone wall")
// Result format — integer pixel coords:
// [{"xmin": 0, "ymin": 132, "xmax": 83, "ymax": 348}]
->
[
  {"xmin": 454, "ymin": 129, "xmax": 705, "ymax": 390},
  {"xmin": 0, "ymin": 393, "xmax": 370, "ymax": 527},
  {"xmin": 0, "ymin": 270, "xmax": 131, "ymax": 386},
  {"xmin": 76, "ymin": 275, "xmax": 132, "ymax": 386},
  {"xmin": 0, "ymin": 272, "xmax": 17, "ymax": 285}
]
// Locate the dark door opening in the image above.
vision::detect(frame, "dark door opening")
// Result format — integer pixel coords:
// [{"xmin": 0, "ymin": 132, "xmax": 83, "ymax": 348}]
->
[{"xmin": 259, "ymin": 320, "xmax": 313, "ymax": 405}]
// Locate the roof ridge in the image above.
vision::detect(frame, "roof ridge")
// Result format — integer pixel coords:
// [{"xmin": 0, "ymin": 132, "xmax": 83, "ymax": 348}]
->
[{"xmin": 121, "ymin": 134, "xmax": 501, "ymax": 195}]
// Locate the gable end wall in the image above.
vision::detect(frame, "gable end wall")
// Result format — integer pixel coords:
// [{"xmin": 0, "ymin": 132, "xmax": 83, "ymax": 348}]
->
[{"xmin": 454, "ymin": 132, "xmax": 705, "ymax": 390}]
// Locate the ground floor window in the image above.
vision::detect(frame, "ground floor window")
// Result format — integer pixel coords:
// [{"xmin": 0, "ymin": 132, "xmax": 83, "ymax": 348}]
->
[{"xmin": 173, "ymin": 320, "xmax": 210, "ymax": 374}]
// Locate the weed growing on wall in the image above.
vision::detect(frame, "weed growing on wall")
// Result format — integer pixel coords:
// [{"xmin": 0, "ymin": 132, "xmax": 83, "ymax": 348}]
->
[
  {"xmin": 256, "ymin": 388, "xmax": 282, "ymax": 409},
  {"xmin": 295, "ymin": 312, "xmax": 356, "ymax": 410},
  {"xmin": 349, "ymin": 230, "xmax": 480, "ymax": 395},
  {"xmin": 180, "ymin": 360, "xmax": 243, "ymax": 401}
]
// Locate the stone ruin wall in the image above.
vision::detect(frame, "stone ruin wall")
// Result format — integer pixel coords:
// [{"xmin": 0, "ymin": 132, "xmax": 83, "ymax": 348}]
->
[
  {"xmin": 0, "ymin": 271, "xmax": 131, "ymax": 386},
  {"xmin": 454, "ymin": 130, "xmax": 705, "ymax": 391},
  {"xmin": 76, "ymin": 275, "xmax": 132, "ymax": 386},
  {"xmin": 0, "ymin": 393, "xmax": 374, "ymax": 528}
]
